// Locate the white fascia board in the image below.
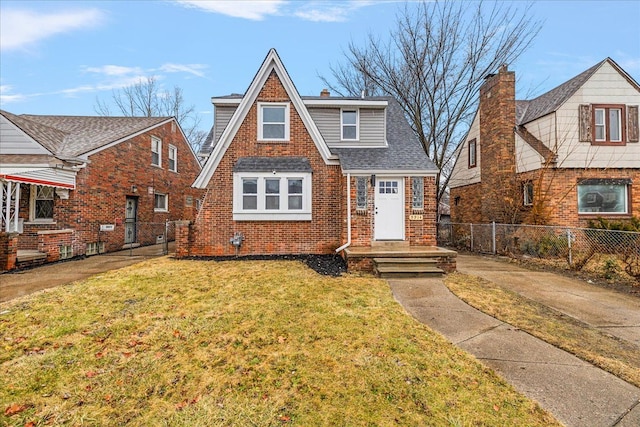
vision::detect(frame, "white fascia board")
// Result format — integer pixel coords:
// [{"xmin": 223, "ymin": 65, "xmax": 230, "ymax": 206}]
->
[
  {"xmin": 341, "ymin": 169, "xmax": 439, "ymax": 177},
  {"xmin": 304, "ymin": 99, "xmax": 388, "ymax": 108},
  {"xmin": 193, "ymin": 49, "xmax": 334, "ymax": 189},
  {"xmin": 82, "ymin": 117, "xmax": 175, "ymax": 157},
  {"xmin": 211, "ymin": 98, "xmax": 242, "ymax": 105}
]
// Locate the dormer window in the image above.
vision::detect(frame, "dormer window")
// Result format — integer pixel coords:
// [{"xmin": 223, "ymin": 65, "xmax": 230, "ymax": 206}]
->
[
  {"xmin": 258, "ymin": 103, "xmax": 289, "ymax": 141},
  {"xmin": 341, "ymin": 109, "xmax": 358, "ymax": 140}
]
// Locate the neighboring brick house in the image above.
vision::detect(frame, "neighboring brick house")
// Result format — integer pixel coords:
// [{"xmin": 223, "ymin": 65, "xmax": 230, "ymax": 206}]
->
[
  {"xmin": 0, "ymin": 112, "xmax": 202, "ymax": 270},
  {"xmin": 177, "ymin": 49, "xmax": 452, "ymax": 273},
  {"xmin": 449, "ymin": 58, "xmax": 640, "ymax": 227}
]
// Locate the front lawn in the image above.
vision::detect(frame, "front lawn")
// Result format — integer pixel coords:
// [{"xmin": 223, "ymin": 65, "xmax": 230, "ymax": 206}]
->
[{"xmin": 1, "ymin": 259, "xmax": 558, "ymax": 426}]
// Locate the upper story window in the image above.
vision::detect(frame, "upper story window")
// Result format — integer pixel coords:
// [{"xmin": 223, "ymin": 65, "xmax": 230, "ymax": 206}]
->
[
  {"xmin": 234, "ymin": 172, "xmax": 311, "ymax": 221},
  {"xmin": 341, "ymin": 109, "xmax": 359, "ymax": 140},
  {"xmin": 258, "ymin": 103, "xmax": 289, "ymax": 141},
  {"xmin": 30, "ymin": 185, "xmax": 54, "ymax": 221},
  {"xmin": 151, "ymin": 137, "xmax": 162, "ymax": 166},
  {"xmin": 577, "ymin": 179, "xmax": 629, "ymax": 215},
  {"xmin": 168, "ymin": 145, "xmax": 177, "ymax": 172},
  {"xmin": 468, "ymin": 138, "xmax": 477, "ymax": 168},
  {"xmin": 594, "ymin": 105, "xmax": 624, "ymax": 144}
]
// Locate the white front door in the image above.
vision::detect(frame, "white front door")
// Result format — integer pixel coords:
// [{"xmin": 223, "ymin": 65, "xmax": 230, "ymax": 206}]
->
[{"xmin": 374, "ymin": 177, "xmax": 404, "ymax": 240}]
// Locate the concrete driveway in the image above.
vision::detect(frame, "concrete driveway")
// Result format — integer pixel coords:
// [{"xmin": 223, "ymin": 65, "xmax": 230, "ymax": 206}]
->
[
  {"xmin": 0, "ymin": 244, "xmax": 171, "ymax": 303},
  {"xmin": 456, "ymin": 254, "xmax": 640, "ymax": 346}
]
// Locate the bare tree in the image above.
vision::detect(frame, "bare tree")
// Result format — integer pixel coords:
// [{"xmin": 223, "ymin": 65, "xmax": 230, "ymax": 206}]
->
[
  {"xmin": 95, "ymin": 76, "xmax": 207, "ymax": 153},
  {"xmin": 320, "ymin": 0, "xmax": 542, "ymax": 207}
]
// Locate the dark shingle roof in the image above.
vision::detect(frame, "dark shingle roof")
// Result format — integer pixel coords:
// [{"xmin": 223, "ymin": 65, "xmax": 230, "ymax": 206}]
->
[
  {"xmin": 517, "ymin": 60, "xmax": 604, "ymax": 125},
  {"xmin": 199, "ymin": 126, "xmax": 215, "ymax": 155},
  {"xmin": 2, "ymin": 111, "xmax": 170, "ymax": 158},
  {"xmin": 233, "ymin": 157, "xmax": 312, "ymax": 172},
  {"xmin": 331, "ymin": 97, "xmax": 437, "ymax": 172}
]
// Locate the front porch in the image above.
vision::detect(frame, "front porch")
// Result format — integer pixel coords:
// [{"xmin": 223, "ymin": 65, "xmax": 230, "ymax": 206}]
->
[{"xmin": 344, "ymin": 242, "xmax": 457, "ymax": 278}]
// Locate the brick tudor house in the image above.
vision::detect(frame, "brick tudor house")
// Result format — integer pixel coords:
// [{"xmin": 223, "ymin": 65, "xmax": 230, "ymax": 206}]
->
[
  {"xmin": 449, "ymin": 58, "xmax": 640, "ymax": 227},
  {"xmin": 177, "ymin": 49, "xmax": 456, "ymax": 274},
  {"xmin": 0, "ymin": 111, "xmax": 202, "ymax": 271}
]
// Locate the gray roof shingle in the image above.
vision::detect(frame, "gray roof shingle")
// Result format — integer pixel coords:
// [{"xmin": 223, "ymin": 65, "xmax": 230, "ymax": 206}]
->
[
  {"xmin": 517, "ymin": 60, "xmax": 604, "ymax": 125},
  {"xmin": 233, "ymin": 156, "xmax": 312, "ymax": 172},
  {"xmin": 2, "ymin": 111, "xmax": 170, "ymax": 158}
]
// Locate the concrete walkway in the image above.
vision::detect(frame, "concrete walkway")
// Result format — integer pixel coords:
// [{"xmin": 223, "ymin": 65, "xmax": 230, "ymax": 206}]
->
[
  {"xmin": 0, "ymin": 244, "xmax": 170, "ymax": 302},
  {"xmin": 389, "ymin": 254, "xmax": 640, "ymax": 427}
]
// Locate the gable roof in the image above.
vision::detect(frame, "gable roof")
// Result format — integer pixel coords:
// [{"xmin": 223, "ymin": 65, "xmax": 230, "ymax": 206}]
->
[
  {"xmin": 516, "ymin": 57, "xmax": 640, "ymax": 125},
  {"xmin": 193, "ymin": 48, "xmax": 336, "ymax": 188},
  {"xmin": 1, "ymin": 110, "xmax": 173, "ymax": 159}
]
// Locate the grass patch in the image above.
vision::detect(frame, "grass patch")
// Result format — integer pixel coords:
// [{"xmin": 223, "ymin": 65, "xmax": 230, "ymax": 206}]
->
[
  {"xmin": 1, "ymin": 258, "xmax": 558, "ymax": 426},
  {"xmin": 445, "ymin": 272, "xmax": 640, "ymax": 388}
]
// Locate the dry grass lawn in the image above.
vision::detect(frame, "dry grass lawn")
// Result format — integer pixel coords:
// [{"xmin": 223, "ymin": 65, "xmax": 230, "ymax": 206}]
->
[
  {"xmin": 445, "ymin": 272, "xmax": 640, "ymax": 388},
  {"xmin": 1, "ymin": 258, "xmax": 558, "ymax": 426}
]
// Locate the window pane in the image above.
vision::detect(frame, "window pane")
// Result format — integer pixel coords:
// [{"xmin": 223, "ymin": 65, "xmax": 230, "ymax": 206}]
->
[
  {"xmin": 263, "ymin": 123, "xmax": 285, "ymax": 139},
  {"xmin": 243, "ymin": 195, "xmax": 257, "ymax": 210},
  {"xmin": 343, "ymin": 125, "xmax": 357, "ymax": 140},
  {"xmin": 266, "ymin": 195, "xmax": 280, "ymax": 210},
  {"xmin": 288, "ymin": 195, "xmax": 302, "ymax": 210},
  {"xmin": 342, "ymin": 111, "xmax": 357, "ymax": 125},
  {"xmin": 35, "ymin": 200, "xmax": 53, "ymax": 219},
  {"xmin": 412, "ymin": 177, "xmax": 424, "ymax": 210},
  {"xmin": 243, "ymin": 179, "xmax": 257, "ymax": 194},
  {"xmin": 356, "ymin": 177, "xmax": 367, "ymax": 210},
  {"xmin": 265, "ymin": 179, "xmax": 280, "ymax": 194},
  {"xmin": 609, "ymin": 109, "xmax": 621, "ymax": 141},
  {"xmin": 594, "ymin": 109, "xmax": 604, "ymax": 125},
  {"xmin": 263, "ymin": 106, "xmax": 285, "ymax": 123},
  {"xmin": 595, "ymin": 125, "xmax": 605, "ymax": 141},
  {"xmin": 578, "ymin": 184, "xmax": 627, "ymax": 213},
  {"xmin": 288, "ymin": 179, "xmax": 302, "ymax": 194}
]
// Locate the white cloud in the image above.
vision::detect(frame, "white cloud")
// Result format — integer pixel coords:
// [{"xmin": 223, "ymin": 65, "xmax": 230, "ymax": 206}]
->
[
  {"xmin": 0, "ymin": 8, "xmax": 105, "ymax": 51},
  {"xmin": 294, "ymin": 1, "xmax": 376, "ymax": 22},
  {"xmin": 84, "ymin": 65, "xmax": 143, "ymax": 76},
  {"xmin": 0, "ymin": 85, "xmax": 26, "ymax": 105},
  {"xmin": 175, "ymin": 0, "xmax": 285, "ymax": 20},
  {"xmin": 158, "ymin": 63, "xmax": 208, "ymax": 78}
]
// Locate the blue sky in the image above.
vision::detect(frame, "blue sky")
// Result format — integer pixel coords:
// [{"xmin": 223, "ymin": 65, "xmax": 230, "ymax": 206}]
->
[{"xmin": 1, "ymin": 0, "xmax": 639, "ymax": 135}]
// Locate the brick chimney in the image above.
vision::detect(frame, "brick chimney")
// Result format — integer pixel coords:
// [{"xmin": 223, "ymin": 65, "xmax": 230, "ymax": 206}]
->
[
  {"xmin": 479, "ymin": 64, "xmax": 517, "ymax": 222},
  {"xmin": 320, "ymin": 88, "xmax": 330, "ymax": 98}
]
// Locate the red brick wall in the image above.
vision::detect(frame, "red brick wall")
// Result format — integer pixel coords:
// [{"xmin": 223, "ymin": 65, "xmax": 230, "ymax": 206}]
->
[
  {"xmin": 350, "ymin": 176, "xmax": 374, "ymax": 246},
  {"xmin": 520, "ymin": 167, "xmax": 640, "ymax": 227},
  {"xmin": 406, "ymin": 176, "xmax": 437, "ymax": 246},
  {"xmin": 0, "ymin": 233, "xmax": 18, "ymax": 271},
  {"xmin": 38, "ymin": 229, "xmax": 73, "ymax": 262},
  {"xmin": 188, "ymin": 71, "xmax": 343, "ymax": 256},
  {"xmin": 16, "ymin": 120, "xmax": 203, "ymax": 255},
  {"xmin": 450, "ymin": 183, "xmax": 484, "ymax": 224}
]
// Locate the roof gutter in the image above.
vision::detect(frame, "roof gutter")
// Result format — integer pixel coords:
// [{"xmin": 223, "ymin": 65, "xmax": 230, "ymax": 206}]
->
[{"xmin": 335, "ymin": 173, "xmax": 351, "ymax": 254}]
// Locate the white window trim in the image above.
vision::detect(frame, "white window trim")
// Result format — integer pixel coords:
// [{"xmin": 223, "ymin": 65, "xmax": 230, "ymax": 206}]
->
[
  {"xmin": 258, "ymin": 102, "xmax": 290, "ymax": 141},
  {"xmin": 577, "ymin": 183, "xmax": 629, "ymax": 215},
  {"xmin": 154, "ymin": 192, "xmax": 169, "ymax": 212},
  {"xmin": 168, "ymin": 144, "xmax": 177, "ymax": 172},
  {"xmin": 152, "ymin": 136, "xmax": 162, "ymax": 167},
  {"xmin": 523, "ymin": 181, "xmax": 534, "ymax": 206},
  {"xmin": 29, "ymin": 184, "xmax": 55, "ymax": 222},
  {"xmin": 340, "ymin": 108, "xmax": 359, "ymax": 141},
  {"xmin": 233, "ymin": 172, "xmax": 312, "ymax": 221}
]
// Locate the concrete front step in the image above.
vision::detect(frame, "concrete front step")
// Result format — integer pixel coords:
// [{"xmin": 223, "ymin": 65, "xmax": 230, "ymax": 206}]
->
[{"xmin": 374, "ymin": 257, "xmax": 445, "ymax": 278}]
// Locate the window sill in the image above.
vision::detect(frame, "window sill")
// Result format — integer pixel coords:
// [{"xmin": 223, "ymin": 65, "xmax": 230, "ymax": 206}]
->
[
  {"xmin": 257, "ymin": 139, "xmax": 290, "ymax": 143},
  {"xmin": 590, "ymin": 141, "xmax": 626, "ymax": 146},
  {"xmin": 233, "ymin": 212, "xmax": 312, "ymax": 221},
  {"xmin": 151, "ymin": 164, "xmax": 163, "ymax": 169},
  {"xmin": 578, "ymin": 213, "xmax": 631, "ymax": 219},
  {"xmin": 25, "ymin": 220, "xmax": 56, "ymax": 225},
  {"xmin": 154, "ymin": 209, "xmax": 169, "ymax": 213}
]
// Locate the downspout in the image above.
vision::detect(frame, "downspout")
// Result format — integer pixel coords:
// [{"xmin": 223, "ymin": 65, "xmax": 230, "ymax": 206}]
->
[{"xmin": 335, "ymin": 173, "xmax": 351, "ymax": 253}]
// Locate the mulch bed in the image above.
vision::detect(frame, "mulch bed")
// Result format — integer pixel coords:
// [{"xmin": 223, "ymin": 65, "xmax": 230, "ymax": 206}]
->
[{"xmin": 183, "ymin": 254, "xmax": 348, "ymax": 276}]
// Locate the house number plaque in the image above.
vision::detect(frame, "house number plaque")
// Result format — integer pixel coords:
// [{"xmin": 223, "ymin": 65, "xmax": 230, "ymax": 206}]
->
[{"xmin": 409, "ymin": 214, "xmax": 423, "ymax": 221}]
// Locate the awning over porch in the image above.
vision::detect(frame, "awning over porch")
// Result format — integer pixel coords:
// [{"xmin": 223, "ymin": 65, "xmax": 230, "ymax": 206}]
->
[{"xmin": 0, "ymin": 165, "xmax": 76, "ymax": 189}]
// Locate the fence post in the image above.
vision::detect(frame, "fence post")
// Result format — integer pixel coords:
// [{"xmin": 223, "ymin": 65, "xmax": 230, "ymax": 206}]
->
[
  {"xmin": 470, "ymin": 223, "xmax": 474, "ymax": 252},
  {"xmin": 492, "ymin": 221, "xmax": 496, "ymax": 255},
  {"xmin": 567, "ymin": 228, "xmax": 572, "ymax": 267}
]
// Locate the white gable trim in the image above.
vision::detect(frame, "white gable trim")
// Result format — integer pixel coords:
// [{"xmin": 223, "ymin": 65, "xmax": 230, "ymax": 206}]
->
[{"xmin": 193, "ymin": 49, "xmax": 337, "ymax": 189}]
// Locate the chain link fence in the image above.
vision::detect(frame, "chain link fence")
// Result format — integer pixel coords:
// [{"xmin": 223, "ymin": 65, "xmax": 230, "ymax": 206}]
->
[{"xmin": 438, "ymin": 222, "xmax": 640, "ymax": 280}]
